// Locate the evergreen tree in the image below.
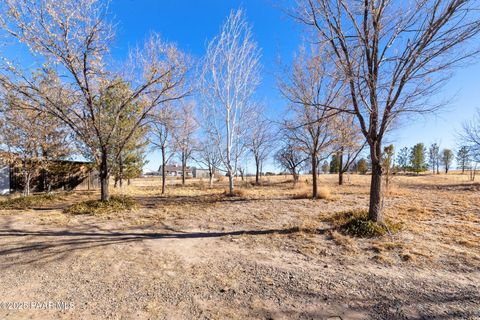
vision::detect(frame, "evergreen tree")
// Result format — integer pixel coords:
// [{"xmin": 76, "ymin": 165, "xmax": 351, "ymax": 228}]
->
[
  {"xmin": 456, "ymin": 146, "xmax": 470, "ymax": 174},
  {"xmin": 410, "ymin": 143, "xmax": 427, "ymax": 173},
  {"xmin": 396, "ymin": 147, "xmax": 409, "ymax": 173},
  {"xmin": 330, "ymin": 154, "xmax": 340, "ymax": 173}
]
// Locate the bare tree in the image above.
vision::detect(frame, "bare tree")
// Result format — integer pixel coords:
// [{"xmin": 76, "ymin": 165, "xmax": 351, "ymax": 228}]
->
[
  {"xmin": 173, "ymin": 101, "xmax": 199, "ymax": 185},
  {"xmin": 248, "ymin": 104, "xmax": 275, "ymax": 185},
  {"xmin": 150, "ymin": 104, "xmax": 178, "ymax": 194},
  {"xmin": 278, "ymin": 45, "xmax": 340, "ymax": 198},
  {"xmin": 334, "ymin": 114, "xmax": 366, "ymax": 185},
  {"xmin": 461, "ymin": 110, "xmax": 480, "ymax": 180},
  {"xmin": 429, "ymin": 143, "xmax": 441, "ymax": 174},
  {"xmin": 462, "ymin": 108, "xmax": 480, "ymax": 164},
  {"xmin": 274, "ymin": 143, "xmax": 307, "ymax": 184},
  {"xmin": 199, "ymin": 9, "xmax": 260, "ymax": 195},
  {"xmin": 1, "ymin": 0, "xmax": 189, "ymax": 201},
  {"xmin": 297, "ymin": 0, "xmax": 480, "ymax": 222},
  {"xmin": 194, "ymin": 138, "xmax": 221, "ymax": 188}
]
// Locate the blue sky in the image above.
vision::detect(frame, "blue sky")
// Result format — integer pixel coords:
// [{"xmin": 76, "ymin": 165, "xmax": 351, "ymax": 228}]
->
[
  {"xmin": 109, "ymin": 0, "xmax": 305, "ymax": 172},
  {"xmin": 107, "ymin": 0, "xmax": 480, "ymax": 172}
]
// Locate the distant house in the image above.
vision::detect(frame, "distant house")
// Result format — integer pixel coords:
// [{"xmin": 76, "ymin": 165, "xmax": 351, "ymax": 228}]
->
[
  {"xmin": 157, "ymin": 165, "xmax": 212, "ymax": 179},
  {"xmin": 0, "ymin": 157, "xmax": 99, "ymax": 195},
  {"xmin": 158, "ymin": 164, "xmax": 192, "ymax": 177}
]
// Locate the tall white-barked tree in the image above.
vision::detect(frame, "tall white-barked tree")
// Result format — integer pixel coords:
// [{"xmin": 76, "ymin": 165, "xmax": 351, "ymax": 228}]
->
[{"xmin": 199, "ymin": 9, "xmax": 260, "ymax": 195}]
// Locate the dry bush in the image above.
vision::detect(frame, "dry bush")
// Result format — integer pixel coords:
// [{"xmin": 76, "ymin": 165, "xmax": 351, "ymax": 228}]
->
[
  {"xmin": 0, "ymin": 193, "xmax": 58, "ymax": 210},
  {"xmin": 317, "ymin": 186, "xmax": 332, "ymax": 200},
  {"xmin": 327, "ymin": 210, "xmax": 401, "ymax": 238},
  {"xmin": 292, "ymin": 185, "xmax": 332, "ymax": 200}
]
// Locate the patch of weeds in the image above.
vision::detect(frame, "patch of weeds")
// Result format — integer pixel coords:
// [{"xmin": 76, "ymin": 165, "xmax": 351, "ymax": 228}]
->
[
  {"xmin": 64, "ymin": 196, "xmax": 136, "ymax": 215},
  {"xmin": 0, "ymin": 194, "xmax": 57, "ymax": 210},
  {"xmin": 328, "ymin": 210, "xmax": 401, "ymax": 238}
]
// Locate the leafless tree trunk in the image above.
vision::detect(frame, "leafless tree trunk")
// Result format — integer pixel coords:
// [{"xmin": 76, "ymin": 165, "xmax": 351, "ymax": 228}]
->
[
  {"xmin": 194, "ymin": 138, "xmax": 221, "ymax": 189},
  {"xmin": 248, "ymin": 104, "xmax": 275, "ymax": 186},
  {"xmin": 161, "ymin": 146, "xmax": 167, "ymax": 194},
  {"xmin": 100, "ymin": 150, "xmax": 109, "ymax": 201},
  {"xmin": 338, "ymin": 147, "xmax": 344, "ymax": 186},
  {"xmin": 173, "ymin": 102, "xmax": 198, "ymax": 186},
  {"xmin": 278, "ymin": 45, "xmax": 340, "ymax": 199},
  {"xmin": 199, "ymin": 9, "xmax": 260, "ymax": 195},
  {"xmin": 151, "ymin": 105, "xmax": 178, "ymax": 195}
]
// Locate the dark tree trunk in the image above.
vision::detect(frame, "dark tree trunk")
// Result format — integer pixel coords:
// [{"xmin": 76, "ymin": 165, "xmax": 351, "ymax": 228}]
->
[
  {"xmin": 161, "ymin": 146, "xmax": 166, "ymax": 194},
  {"xmin": 311, "ymin": 153, "xmax": 318, "ymax": 199},
  {"xmin": 181, "ymin": 151, "xmax": 186, "ymax": 186},
  {"xmin": 292, "ymin": 169, "xmax": 299, "ymax": 185},
  {"xmin": 338, "ymin": 147, "xmax": 344, "ymax": 185},
  {"xmin": 368, "ymin": 142, "xmax": 383, "ymax": 222},
  {"xmin": 100, "ymin": 151, "xmax": 109, "ymax": 201},
  {"xmin": 255, "ymin": 156, "xmax": 260, "ymax": 185},
  {"xmin": 208, "ymin": 169, "xmax": 214, "ymax": 188}
]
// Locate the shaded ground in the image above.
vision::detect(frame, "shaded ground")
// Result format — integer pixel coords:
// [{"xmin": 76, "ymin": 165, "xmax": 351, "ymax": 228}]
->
[{"xmin": 0, "ymin": 174, "xmax": 479, "ymax": 319}]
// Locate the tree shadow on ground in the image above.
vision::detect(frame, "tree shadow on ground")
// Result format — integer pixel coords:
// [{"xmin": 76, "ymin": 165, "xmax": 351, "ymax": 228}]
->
[
  {"xmin": 0, "ymin": 226, "xmax": 331, "ymax": 268},
  {"xmin": 133, "ymin": 194, "xmax": 316, "ymax": 209}
]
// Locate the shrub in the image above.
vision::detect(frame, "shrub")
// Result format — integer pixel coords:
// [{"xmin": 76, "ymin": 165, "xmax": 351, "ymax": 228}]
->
[
  {"xmin": 317, "ymin": 187, "xmax": 331, "ymax": 200},
  {"xmin": 292, "ymin": 185, "xmax": 332, "ymax": 200},
  {"xmin": 64, "ymin": 196, "xmax": 136, "ymax": 215},
  {"xmin": 0, "ymin": 194, "xmax": 57, "ymax": 210},
  {"xmin": 224, "ymin": 189, "xmax": 246, "ymax": 197},
  {"xmin": 328, "ymin": 210, "xmax": 401, "ymax": 238}
]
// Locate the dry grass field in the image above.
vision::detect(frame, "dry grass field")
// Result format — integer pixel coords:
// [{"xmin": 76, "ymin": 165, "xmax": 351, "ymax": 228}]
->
[{"xmin": 0, "ymin": 173, "xmax": 478, "ymax": 319}]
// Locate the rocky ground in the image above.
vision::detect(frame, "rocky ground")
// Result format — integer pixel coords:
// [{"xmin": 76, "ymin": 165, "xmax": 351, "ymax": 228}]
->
[{"xmin": 0, "ymin": 174, "xmax": 478, "ymax": 319}]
